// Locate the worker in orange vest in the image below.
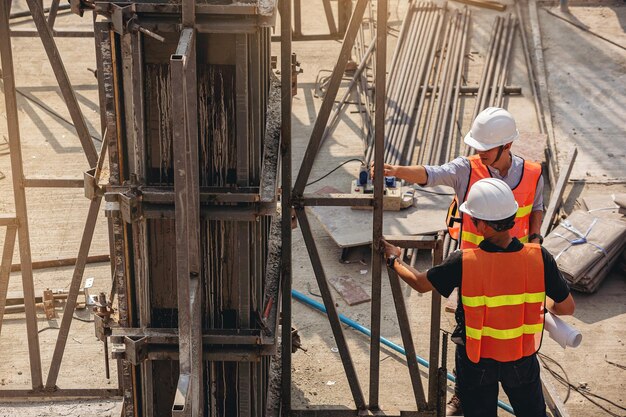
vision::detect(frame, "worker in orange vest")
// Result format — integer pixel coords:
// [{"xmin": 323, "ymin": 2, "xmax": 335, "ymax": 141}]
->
[
  {"xmin": 373, "ymin": 107, "xmax": 544, "ymax": 414},
  {"xmin": 374, "ymin": 107, "xmax": 544, "ymax": 247},
  {"xmin": 380, "ymin": 178, "xmax": 575, "ymax": 417}
]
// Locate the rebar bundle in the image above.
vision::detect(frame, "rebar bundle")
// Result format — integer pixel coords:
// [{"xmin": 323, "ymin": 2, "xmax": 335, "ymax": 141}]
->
[
  {"xmin": 362, "ymin": 2, "xmax": 471, "ymax": 167},
  {"xmin": 464, "ymin": 14, "xmax": 518, "ymax": 155}
]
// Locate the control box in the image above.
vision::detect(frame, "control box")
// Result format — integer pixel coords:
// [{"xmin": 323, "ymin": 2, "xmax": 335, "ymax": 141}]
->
[{"xmin": 350, "ymin": 177, "xmax": 404, "ymax": 211}]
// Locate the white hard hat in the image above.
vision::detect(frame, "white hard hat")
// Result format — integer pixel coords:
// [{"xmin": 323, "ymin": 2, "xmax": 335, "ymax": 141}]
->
[
  {"xmin": 459, "ymin": 178, "xmax": 518, "ymax": 221},
  {"xmin": 464, "ymin": 107, "xmax": 519, "ymax": 152}
]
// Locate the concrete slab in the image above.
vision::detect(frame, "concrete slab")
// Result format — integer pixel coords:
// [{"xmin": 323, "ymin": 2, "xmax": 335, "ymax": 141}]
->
[{"xmin": 538, "ymin": 1, "xmax": 626, "ymax": 181}]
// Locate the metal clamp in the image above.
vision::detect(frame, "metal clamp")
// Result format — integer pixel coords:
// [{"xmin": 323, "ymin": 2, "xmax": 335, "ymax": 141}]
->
[
  {"xmin": 84, "ymin": 168, "xmax": 105, "ymax": 200},
  {"xmin": 110, "ymin": 4, "xmax": 164, "ymax": 42}
]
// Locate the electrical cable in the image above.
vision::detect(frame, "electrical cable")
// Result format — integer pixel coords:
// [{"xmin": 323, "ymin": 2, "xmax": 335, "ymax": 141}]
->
[
  {"xmin": 38, "ymin": 326, "xmax": 60, "ymax": 333},
  {"xmin": 413, "ymin": 186, "xmax": 455, "ymax": 196},
  {"xmin": 538, "ymin": 352, "xmax": 626, "ymax": 417},
  {"xmin": 305, "ymin": 158, "xmax": 364, "ymax": 187},
  {"xmin": 73, "ymin": 312, "xmax": 95, "ymax": 323}
]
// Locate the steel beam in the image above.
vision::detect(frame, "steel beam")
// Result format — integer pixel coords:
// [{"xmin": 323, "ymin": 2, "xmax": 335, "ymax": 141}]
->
[
  {"xmin": 427, "ymin": 232, "xmax": 444, "ymax": 408},
  {"xmin": 369, "ymin": 0, "xmax": 386, "ymax": 408},
  {"xmin": 280, "ymin": 0, "xmax": 293, "ymax": 412},
  {"xmin": 46, "ymin": 0, "xmax": 60, "ymax": 28},
  {"xmin": 387, "ymin": 268, "xmax": 427, "ymax": 409},
  {"xmin": 292, "ymin": 0, "xmax": 368, "ymax": 194},
  {"xmin": 23, "ymin": 0, "xmax": 98, "ymax": 166},
  {"xmin": 171, "ymin": 27, "xmax": 203, "ymax": 417},
  {"xmin": 295, "ymin": 209, "xmax": 366, "ymax": 410},
  {"xmin": 0, "ymin": 388, "xmax": 121, "ymax": 400},
  {"xmin": 9, "ymin": 30, "xmax": 94, "ymax": 37},
  {"xmin": 236, "ymin": 34, "xmax": 250, "ymax": 186},
  {"xmin": 0, "ymin": 0, "xmax": 43, "ymax": 388},
  {"xmin": 23, "ymin": 178, "xmax": 84, "ymax": 188},
  {"xmin": 45, "ymin": 196, "xmax": 103, "ymax": 389},
  {"xmin": 0, "ymin": 226, "xmax": 18, "ymax": 335}
]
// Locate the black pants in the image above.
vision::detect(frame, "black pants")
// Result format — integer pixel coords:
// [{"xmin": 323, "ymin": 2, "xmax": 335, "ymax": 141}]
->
[{"xmin": 455, "ymin": 346, "xmax": 548, "ymax": 417}]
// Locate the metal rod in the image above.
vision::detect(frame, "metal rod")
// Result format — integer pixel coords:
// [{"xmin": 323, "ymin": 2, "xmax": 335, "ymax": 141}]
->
[
  {"xmin": 46, "ymin": 0, "xmax": 60, "ymax": 29},
  {"xmin": 418, "ymin": 9, "xmax": 453, "ymax": 165},
  {"xmin": 293, "ymin": 0, "xmax": 368, "ymax": 194},
  {"xmin": 406, "ymin": 7, "xmax": 445, "ymax": 166},
  {"xmin": 515, "ymin": 1, "xmax": 545, "ymax": 135},
  {"xmin": 385, "ymin": 2, "xmax": 426, "ymax": 157},
  {"xmin": 445, "ymin": 8, "xmax": 470, "ymax": 162},
  {"xmin": 296, "ymin": 210, "xmax": 366, "ymax": 410},
  {"xmin": 427, "ymin": 233, "xmax": 444, "ymax": 407},
  {"xmin": 0, "ymin": 226, "xmax": 18, "ymax": 335},
  {"xmin": 394, "ymin": 6, "xmax": 439, "ymax": 166},
  {"xmin": 236, "ymin": 34, "xmax": 250, "ymax": 186},
  {"xmin": 22, "ymin": 178, "xmax": 84, "ymax": 188},
  {"xmin": 322, "ymin": 37, "xmax": 375, "ymax": 146},
  {"xmin": 23, "ymin": 0, "xmax": 98, "ymax": 166},
  {"xmin": 9, "ymin": 30, "xmax": 94, "ymax": 37},
  {"xmin": 10, "ymin": 254, "xmax": 110, "ymax": 272},
  {"xmin": 387, "ymin": 268, "xmax": 427, "ymax": 409},
  {"xmin": 44, "ymin": 197, "xmax": 102, "ymax": 389},
  {"xmin": 9, "ymin": 3, "xmax": 70, "ymax": 19},
  {"xmin": 490, "ymin": 16, "xmax": 510, "ymax": 107},
  {"xmin": 496, "ymin": 16, "xmax": 517, "ymax": 107},
  {"xmin": 369, "ymin": 0, "xmax": 386, "ymax": 408},
  {"xmin": 434, "ymin": 11, "xmax": 463, "ymax": 165},
  {"xmin": 388, "ymin": 4, "xmax": 437, "ymax": 165},
  {"xmin": 0, "ymin": 0, "xmax": 43, "ymax": 388},
  {"xmin": 280, "ymin": 0, "xmax": 293, "ymax": 411}
]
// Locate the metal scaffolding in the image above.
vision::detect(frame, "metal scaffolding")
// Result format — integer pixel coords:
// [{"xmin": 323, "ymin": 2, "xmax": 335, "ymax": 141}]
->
[
  {"xmin": 0, "ymin": 0, "xmax": 118, "ymax": 400},
  {"xmin": 0, "ymin": 0, "xmax": 571, "ymax": 416},
  {"xmin": 284, "ymin": 1, "xmax": 449, "ymax": 415}
]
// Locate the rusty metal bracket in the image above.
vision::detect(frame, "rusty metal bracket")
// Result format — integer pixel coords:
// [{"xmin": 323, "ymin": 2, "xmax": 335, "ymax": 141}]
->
[
  {"xmin": 84, "ymin": 168, "xmax": 105, "ymax": 200},
  {"xmin": 104, "ymin": 177, "xmax": 143, "ymax": 223},
  {"xmin": 291, "ymin": 53, "xmax": 302, "ymax": 96},
  {"xmin": 109, "ymin": 4, "xmax": 164, "ymax": 41}
]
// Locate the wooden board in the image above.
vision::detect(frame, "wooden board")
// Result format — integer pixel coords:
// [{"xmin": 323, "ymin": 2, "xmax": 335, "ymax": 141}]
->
[
  {"xmin": 308, "ymin": 185, "xmax": 453, "ymax": 248},
  {"xmin": 328, "ymin": 275, "xmax": 371, "ymax": 306}
]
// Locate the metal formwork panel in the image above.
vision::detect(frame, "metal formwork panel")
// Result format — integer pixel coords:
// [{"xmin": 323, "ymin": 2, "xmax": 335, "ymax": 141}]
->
[{"xmin": 94, "ymin": 2, "xmax": 279, "ymax": 416}]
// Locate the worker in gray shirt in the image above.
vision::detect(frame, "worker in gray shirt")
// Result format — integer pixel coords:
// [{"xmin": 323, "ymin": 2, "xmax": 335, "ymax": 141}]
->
[{"xmin": 374, "ymin": 107, "xmax": 545, "ymax": 415}]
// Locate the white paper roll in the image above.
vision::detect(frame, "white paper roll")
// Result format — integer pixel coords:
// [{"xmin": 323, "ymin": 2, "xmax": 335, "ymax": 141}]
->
[{"xmin": 544, "ymin": 312, "xmax": 582, "ymax": 349}]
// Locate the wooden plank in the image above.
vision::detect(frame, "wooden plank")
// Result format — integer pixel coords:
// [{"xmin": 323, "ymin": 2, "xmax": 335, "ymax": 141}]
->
[
  {"xmin": 541, "ymin": 147, "xmax": 577, "ymax": 237},
  {"xmin": 328, "ymin": 275, "xmax": 370, "ymax": 306}
]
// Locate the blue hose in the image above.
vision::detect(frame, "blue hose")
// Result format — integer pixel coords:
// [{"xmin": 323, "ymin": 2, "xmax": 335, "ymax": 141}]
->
[{"xmin": 292, "ymin": 289, "xmax": 515, "ymax": 414}]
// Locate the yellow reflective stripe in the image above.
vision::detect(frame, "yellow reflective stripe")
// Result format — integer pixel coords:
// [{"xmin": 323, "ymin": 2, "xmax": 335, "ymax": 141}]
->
[
  {"xmin": 516, "ymin": 203, "xmax": 533, "ymax": 218},
  {"xmin": 519, "ymin": 235, "xmax": 529, "ymax": 243},
  {"xmin": 462, "ymin": 292, "xmax": 545, "ymax": 308},
  {"xmin": 466, "ymin": 323, "xmax": 544, "ymax": 340},
  {"xmin": 461, "ymin": 230, "xmax": 483, "ymax": 246}
]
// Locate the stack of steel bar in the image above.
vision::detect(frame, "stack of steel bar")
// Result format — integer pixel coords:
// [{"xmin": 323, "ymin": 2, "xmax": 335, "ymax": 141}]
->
[
  {"xmin": 464, "ymin": 13, "xmax": 518, "ymax": 155},
  {"xmin": 362, "ymin": 2, "xmax": 471, "ymax": 167}
]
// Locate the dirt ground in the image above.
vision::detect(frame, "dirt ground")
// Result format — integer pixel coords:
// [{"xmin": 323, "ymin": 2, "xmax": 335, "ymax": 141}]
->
[{"xmin": 0, "ymin": 0, "xmax": 625, "ymax": 416}]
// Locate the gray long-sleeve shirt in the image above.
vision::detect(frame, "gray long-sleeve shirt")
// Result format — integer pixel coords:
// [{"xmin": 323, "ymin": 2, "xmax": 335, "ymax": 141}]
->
[{"xmin": 422, "ymin": 155, "xmax": 544, "ymax": 211}]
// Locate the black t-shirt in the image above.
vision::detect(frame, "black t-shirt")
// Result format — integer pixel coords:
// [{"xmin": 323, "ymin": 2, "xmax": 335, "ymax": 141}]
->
[{"xmin": 426, "ymin": 237, "xmax": 571, "ymax": 343}]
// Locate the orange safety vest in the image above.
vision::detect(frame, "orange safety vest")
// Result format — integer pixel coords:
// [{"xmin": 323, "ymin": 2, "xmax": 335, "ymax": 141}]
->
[
  {"xmin": 446, "ymin": 155, "xmax": 542, "ymax": 249},
  {"xmin": 461, "ymin": 244, "xmax": 545, "ymax": 363}
]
